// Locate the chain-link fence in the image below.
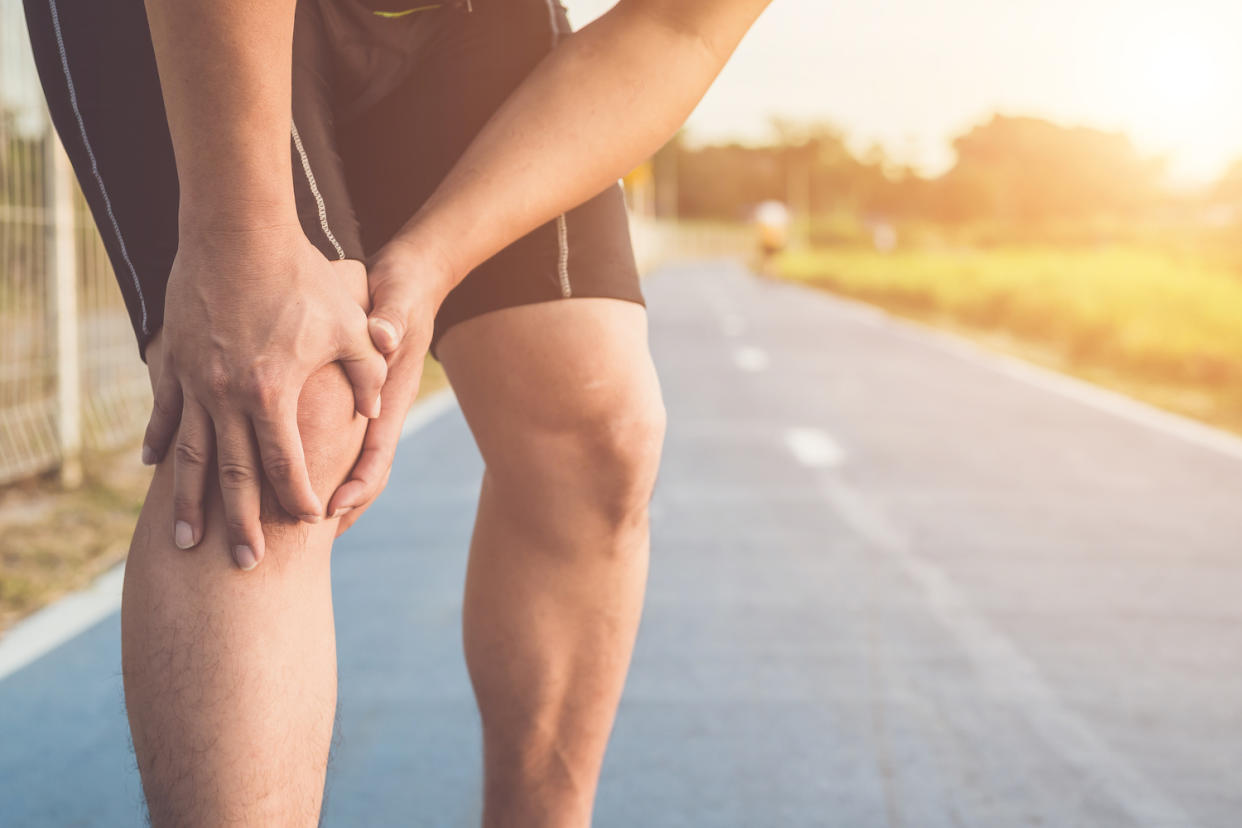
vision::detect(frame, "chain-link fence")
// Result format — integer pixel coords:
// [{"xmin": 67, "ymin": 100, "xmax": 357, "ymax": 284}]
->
[{"xmin": 1, "ymin": 0, "xmax": 151, "ymax": 486}]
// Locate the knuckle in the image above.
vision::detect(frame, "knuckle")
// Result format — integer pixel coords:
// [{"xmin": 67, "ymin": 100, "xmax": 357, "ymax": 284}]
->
[
  {"xmin": 243, "ymin": 364, "xmax": 284, "ymax": 408},
  {"xmin": 218, "ymin": 461, "xmax": 256, "ymax": 489},
  {"xmin": 261, "ymin": 453, "xmax": 297, "ymax": 483},
  {"xmin": 173, "ymin": 440, "xmax": 206, "ymax": 468},
  {"xmin": 150, "ymin": 391, "xmax": 178, "ymax": 422},
  {"xmin": 172, "ymin": 493, "xmax": 200, "ymax": 515},
  {"xmin": 225, "ymin": 517, "xmax": 253, "ymax": 539},
  {"xmin": 205, "ymin": 362, "xmax": 232, "ymax": 400}
]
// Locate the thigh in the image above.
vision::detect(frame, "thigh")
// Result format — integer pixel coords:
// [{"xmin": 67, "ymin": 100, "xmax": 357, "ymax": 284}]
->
[{"xmin": 436, "ymin": 297, "xmax": 664, "ymax": 489}]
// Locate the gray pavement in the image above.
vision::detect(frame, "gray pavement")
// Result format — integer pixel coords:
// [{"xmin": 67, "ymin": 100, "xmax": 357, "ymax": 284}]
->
[{"xmin": 2, "ymin": 261, "xmax": 1241, "ymax": 826}]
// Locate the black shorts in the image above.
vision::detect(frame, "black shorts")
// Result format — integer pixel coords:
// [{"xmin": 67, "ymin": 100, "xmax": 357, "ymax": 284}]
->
[{"xmin": 22, "ymin": 0, "xmax": 644, "ymax": 360}]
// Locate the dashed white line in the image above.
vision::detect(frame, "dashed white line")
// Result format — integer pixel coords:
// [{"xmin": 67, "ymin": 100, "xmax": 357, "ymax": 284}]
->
[
  {"xmin": 784, "ymin": 427, "xmax": 846, "ymax": 467},
  {"xmin": 733, "ymin": 346, "xmax": 769, "ymax": 372},
  {"xmin": 0, "ymin": 388, "xmax": 459, "ymax": 685}
]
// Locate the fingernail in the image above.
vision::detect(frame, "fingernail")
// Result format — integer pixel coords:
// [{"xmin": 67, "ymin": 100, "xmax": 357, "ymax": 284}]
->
[
  {"xmin": 300, "ymin": 513, "xmax": 322, "ymax": 524},
  {"xmin": 174, "ymin": 520, "xmax": 195, "ymax": 549},
  {"xmin": 141, "ymin": 445, "xmax": 156, "ymax": 465},
  {"xmin": 233, "ymin": 545, "xmax": 257, "ymax": 571},
  {"xmin": 373, "ymin": 393, "xmax": 382, "ymax": 418},
  {"xmin": 369, "ymin": 317, "xmax": 397, "ymax": 349}
]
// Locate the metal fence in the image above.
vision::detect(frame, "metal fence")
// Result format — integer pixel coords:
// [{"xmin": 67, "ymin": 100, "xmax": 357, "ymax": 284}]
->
[{"xmin": 1, "ymin": 0, "xmax": 151, "ymax": 486}]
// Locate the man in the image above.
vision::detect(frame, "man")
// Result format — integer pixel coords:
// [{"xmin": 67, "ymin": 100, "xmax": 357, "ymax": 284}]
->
[{"xmin": 24, "ymin": 0, "xmax": 769, "ymax": 824}]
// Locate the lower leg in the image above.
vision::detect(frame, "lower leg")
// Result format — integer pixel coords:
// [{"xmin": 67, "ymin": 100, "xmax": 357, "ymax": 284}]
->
[
  {"xmin": 463, "ymin": 470, "xmax": 652, "ymax": 828},
  {"xmin": 122, "ymin": 490, "xmax": 340, "ymax": 827},
  {"xmin": 438, "ymin": 298, "xmax": 666, "ymax": 828},
  {"xmin": 122, "ymin": 314, "xmax": 367, "ymax": 827}
]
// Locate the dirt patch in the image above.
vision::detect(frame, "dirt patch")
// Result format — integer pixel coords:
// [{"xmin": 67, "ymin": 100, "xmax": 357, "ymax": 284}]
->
[{"xmin": 0, "ymin": 449, "xmax": 148, "ymax": 633}]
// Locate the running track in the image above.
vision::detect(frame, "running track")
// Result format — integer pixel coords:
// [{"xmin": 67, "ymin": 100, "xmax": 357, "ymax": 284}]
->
[{"xmin": 3, "ymin": 261, "xmax": 1241, "ymax": 826}]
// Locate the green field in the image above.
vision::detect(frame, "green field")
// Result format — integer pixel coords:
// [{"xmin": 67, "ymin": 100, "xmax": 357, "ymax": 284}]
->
[{"xmin": 778, "ymin": 244, "xmax": 1242, "ymax": 433}]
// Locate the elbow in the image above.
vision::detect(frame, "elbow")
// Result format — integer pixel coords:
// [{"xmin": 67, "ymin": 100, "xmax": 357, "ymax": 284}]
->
[{"xmin": 621, "ymin": 0, "xmax": 769, "ymax": 65}]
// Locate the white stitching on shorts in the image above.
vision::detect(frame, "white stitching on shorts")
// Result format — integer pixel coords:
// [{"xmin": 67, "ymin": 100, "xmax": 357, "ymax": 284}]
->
[
  {"xmin": 291, "ymin": 120, "xmax": 345, "ymax": 260},
  {"xmin": 47, "ymin": 0, "xmax": 150, "ymax": 335},
  {"xmin": 543, "ymin": 1, "xmax": 570, "ymax": 297},
  {"xmin": 555, "ymin": 213, "xmax": 571, "ymax": 297},
  {"xmin": 543, "ymin": 0, "xmax": 561, "ymax": 47}
]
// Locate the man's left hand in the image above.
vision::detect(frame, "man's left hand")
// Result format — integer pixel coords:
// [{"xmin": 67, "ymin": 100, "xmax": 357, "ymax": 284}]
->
[{"xmin": 327, "ymin": 243, "xmax": 452, "ymax": 534}]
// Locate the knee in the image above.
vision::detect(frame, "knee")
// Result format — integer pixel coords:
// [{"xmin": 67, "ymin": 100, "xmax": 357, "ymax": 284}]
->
[
  {"xmin": 259, "ymin": 361, "xmax": 366, "ymax": 529},
  {"xmin": 505, "ymin": 393, "xmax": 667, "ymax": 533},
  {"xmin": 579, "ymin": 398, "xmax": 667, "ymax": 526}
]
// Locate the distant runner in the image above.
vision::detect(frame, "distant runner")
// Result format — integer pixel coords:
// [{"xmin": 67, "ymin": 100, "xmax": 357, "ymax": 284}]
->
[{"xmin": 755, "ymin": 198, "xmax": 791, "ymax": 274}]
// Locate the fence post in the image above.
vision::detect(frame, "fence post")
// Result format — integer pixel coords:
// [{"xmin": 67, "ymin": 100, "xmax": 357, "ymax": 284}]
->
[{"xmin": 46, "ymin": 130, "xmax": 82, "ymax": 488}]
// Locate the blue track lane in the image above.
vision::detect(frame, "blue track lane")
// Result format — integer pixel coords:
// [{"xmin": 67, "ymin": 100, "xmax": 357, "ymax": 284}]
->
[{"xmin": 3, "ymin": 262, "xmax": 1242, "ymax": 826}]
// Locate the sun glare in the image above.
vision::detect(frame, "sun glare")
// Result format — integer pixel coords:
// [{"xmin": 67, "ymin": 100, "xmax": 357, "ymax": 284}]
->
[
  {"xmin": 1119, "ymin": 9, "xmax": 1242, "ymax": 183},
  {"xmin": 1144, "ymin": 36, "xmax": 1216, "ymax": 114}
]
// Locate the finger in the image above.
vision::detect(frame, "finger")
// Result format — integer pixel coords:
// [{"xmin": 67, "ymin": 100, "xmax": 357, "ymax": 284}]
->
[
  {"xmin": 368, "ymin": 315, "xmax": 402, "ymax": 356},
  {"xmin": 171, "ymin": 396, "xmax": 214, "ymax": 550},
  {"xmin": 142, "ymin": 354, "xmax": 183, "ymax": 465},
  {"xmin": 334, "ymin": 466, "xmax": 389, "ymax": 538},
  {"xmin": 327, "ymin": 346, "xmax": 423, "ymax": 517},
  {"xmin": 337, "ymin": 315, "xmax": 388, "ymax": 419},
  {"xmin": 366, "ymin": 272, "xmax": 418, "ymax": 355},
  {"xmin": 214, "ymin": 416, "xmax": 266, "ymax": 571},
  {"xmin": 251, "ymin": 394, "xmax": 323, "ymax": 522}
]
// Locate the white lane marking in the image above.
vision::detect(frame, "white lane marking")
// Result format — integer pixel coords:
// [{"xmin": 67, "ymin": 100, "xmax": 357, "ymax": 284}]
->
[
  {"xmin": 721, "ymin": 314, "xmax": 746, "ymax": 337},
  {"xmin": 784, "ymin": 427, "xmax": 845, "ymax": 468},
  {"xmin": 400, "ymin": 387, "xmax": 457, "ymax": 437},
  {"xmin": 0, "ymin": 388, "xmax": 458, "ymax": 685},
  {"xmin": 820, "ymin": 478, "xmax": 1198, "ymax": 828},
  {"xmin": 814, "ymin": 288, "xmax": 1242, "ymax": 463},
  {"xmin": 733, "ymin": 346, "xmax": 769, "ymax": 372},
  {"xmin": 0, "ymin": 564, "xmax": 124, "ymax": 683}
]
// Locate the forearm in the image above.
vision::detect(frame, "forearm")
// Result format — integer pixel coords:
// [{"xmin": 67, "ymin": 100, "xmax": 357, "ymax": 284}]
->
[
  {"xmin": 143, "ymin": 0, "xmax": 298, "ymax": 229},
  {"xmin": 389, "ymin": 0, "xmax": 770, "ymax": 291}
]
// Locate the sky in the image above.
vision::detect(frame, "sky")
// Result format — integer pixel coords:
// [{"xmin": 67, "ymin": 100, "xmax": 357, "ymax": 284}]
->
[{"xmin": 571, "ymin": 0, "xmax": 1242, "ymax": 186}]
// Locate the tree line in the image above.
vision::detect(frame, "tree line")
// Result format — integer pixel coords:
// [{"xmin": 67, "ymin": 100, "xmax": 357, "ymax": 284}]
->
[{"xmin": 657, "ymin": 114, "xmax": 1236, "ymax": 239}]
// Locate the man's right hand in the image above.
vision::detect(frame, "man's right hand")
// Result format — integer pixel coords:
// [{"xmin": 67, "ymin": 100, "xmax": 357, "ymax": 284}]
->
[{"xmin": 141, "ymin": 225, "xmax": 387, "ymax": 571}]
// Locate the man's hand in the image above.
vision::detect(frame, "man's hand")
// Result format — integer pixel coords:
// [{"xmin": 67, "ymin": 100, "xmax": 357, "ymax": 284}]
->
[
  {"xmin": 142, "ymin": 226, "xmax": 387, "ymax": 570},
  {"xmin": 327, "ymin": 242, "xmax": 452, "ymax": 534}
]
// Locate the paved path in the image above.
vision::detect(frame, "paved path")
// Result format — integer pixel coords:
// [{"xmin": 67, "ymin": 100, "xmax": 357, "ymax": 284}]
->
[{"xmin": 2, "ymin": 261, "xmax": 1241, "ymax": 826}]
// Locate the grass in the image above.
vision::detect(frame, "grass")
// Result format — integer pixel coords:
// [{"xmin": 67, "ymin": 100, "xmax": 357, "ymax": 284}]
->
[
  {"xmin": 0, "ymin": 358, "xmax": 449, "ymax": 634},
  {"xmin": 778, "ymin": 244, "xmax": 1242, "ymax": 433}
]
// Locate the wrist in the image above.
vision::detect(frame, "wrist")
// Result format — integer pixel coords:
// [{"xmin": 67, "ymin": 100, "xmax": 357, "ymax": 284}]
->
[
  {"xmin": 177, "ymin": 170, "xmax": 300, "ymax": 238},
  {"xmin": 177, "ymin": 208, "xmax": 304, "ymax": 248},
  {"xmin": 371, "ymin": 233, "xmax": 460, "ymax": 307}
]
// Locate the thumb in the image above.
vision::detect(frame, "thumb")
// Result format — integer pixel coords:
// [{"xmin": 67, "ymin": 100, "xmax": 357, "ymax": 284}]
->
[{"xmin": 366, "ymin": 277, "xmax": 413, "ymax": 355}]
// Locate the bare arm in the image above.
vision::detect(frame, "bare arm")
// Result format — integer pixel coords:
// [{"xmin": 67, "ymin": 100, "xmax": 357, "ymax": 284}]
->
[
  {"xmin": 143, "ymin": 0, "xmax": 299, "ymax": 227},
  {"xmin": 381, "ymin": 0, "xmax": 771, "ymax": 297},
  {"xmin": 330, "ymin": 0, "xmax": 770, "ymax": 524},
  {"xmin": 141, "ymin": 0, "xmax": 386, "ymax": 569}
]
